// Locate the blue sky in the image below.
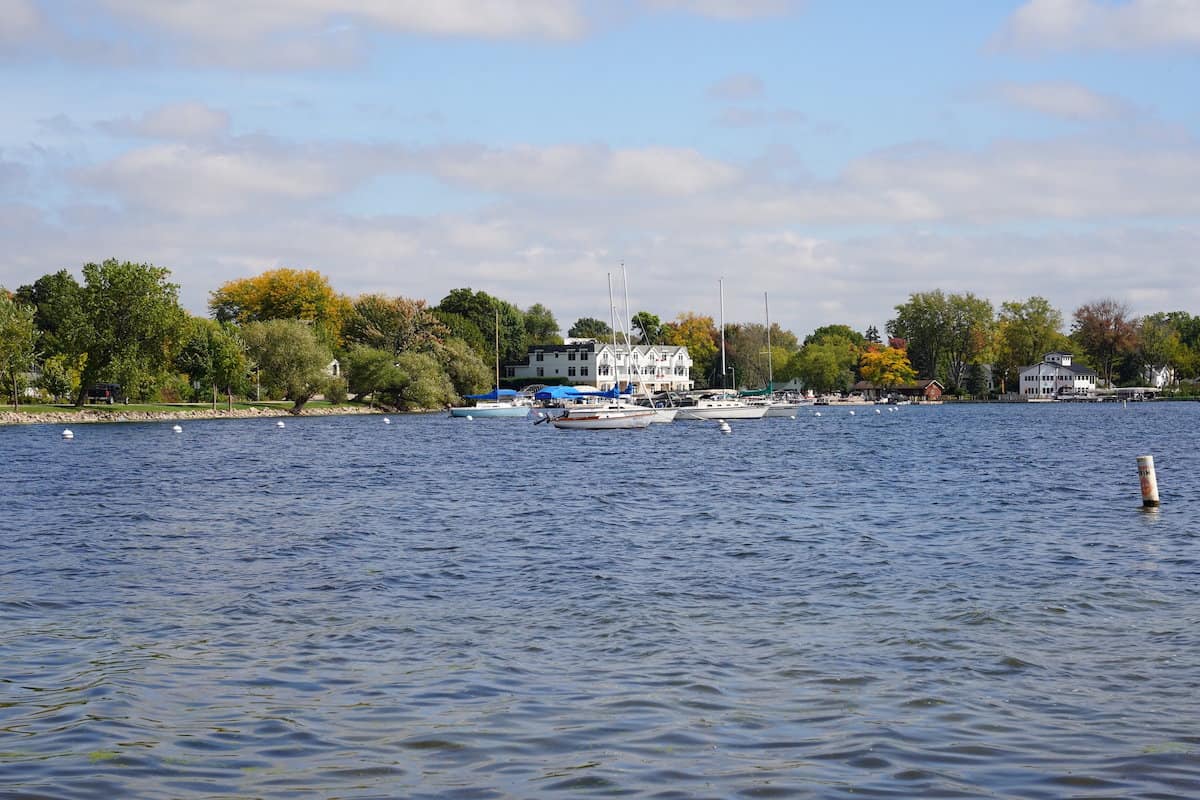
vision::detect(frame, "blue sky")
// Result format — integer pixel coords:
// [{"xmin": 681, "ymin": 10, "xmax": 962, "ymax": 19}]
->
[{"xmin": 2, "ymin": 0, "xmax": 1198, "ymax": 336}]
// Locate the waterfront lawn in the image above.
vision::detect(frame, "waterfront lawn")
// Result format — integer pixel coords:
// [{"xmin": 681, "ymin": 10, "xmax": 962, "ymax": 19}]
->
[{"xmin": 8, "ymin": 400, "xmax": 362, "ymax": 415}]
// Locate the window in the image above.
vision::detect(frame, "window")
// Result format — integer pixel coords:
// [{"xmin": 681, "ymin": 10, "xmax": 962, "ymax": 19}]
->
[
  {"xmin": 536, "ymin": 351, "xmax": 544, "ymax": 362},
  {"xmin": 536, "ymin": 367, "xmax": 544, "ymax": 377},
  {"xmin": 568, "ymin": 351, "xmax": 576, "ymax": 361},
  {"xmin": 581, "ymin": 367, "xmax": 588, "ymax": 376},
  {"xmin": 568, "ymin": 366, "xmax": 576, "ymax": 377}
]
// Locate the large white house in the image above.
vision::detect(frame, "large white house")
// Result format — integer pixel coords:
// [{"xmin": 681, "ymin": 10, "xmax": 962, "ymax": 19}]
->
[
  {"xmin": 504, "ymin": 339, "xmax": 693, "ymax": 393},
  {"xmin": 1018, "ymin": 352, "xmax": 1097, "ymax": 398}
]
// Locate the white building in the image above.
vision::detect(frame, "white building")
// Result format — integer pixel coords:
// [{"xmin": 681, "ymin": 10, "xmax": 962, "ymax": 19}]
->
[
  {"xmin": 504, "ymin": 340, "xmax": 693, "ymax": 393},
  {"xmin": 1018, "ymin": 352, "xmax": 1097, "ymax": 398},
  {"xmin": 1143, "ymin": 364, "xmax": 1175, "ymax": 389}
]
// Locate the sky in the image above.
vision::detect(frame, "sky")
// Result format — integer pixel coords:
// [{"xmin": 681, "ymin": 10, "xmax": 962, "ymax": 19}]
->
[{"xmin": 2, "ymin": 0, "xmax": 1199, "ymax": 337}]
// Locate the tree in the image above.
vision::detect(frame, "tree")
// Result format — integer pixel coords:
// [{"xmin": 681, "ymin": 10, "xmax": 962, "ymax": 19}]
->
[
  {"xmin": 1136, "ymin": 313, "xmax": 1184, "ymax": 384},
  {"xmin": 859, "ymin": 346, "xmax": 917, "ymax": 390},
  {"xmin": 524, "ymin": 303, "xmax": 562, "ymax": 344},
  {"xmin": 888, "ymin": 291, "xmax": 950, "ymax": 382},
  {"xmin": 389, "ymin": 352, "xmax": 457, "ymax": 410},
  {"xmin": 344, "ymin": 346, "xmax": 397, "ymax": 403},
  {"xmin": 242, "ymin": 319, "xmax": 332, "ymax": 414},
  {"xmin": 72, "ymin": 260, "xmax": 187, "ymax": 406},
  {"xmin": 567, "ymin": 316, "xmax": 613, "ymax": 340},
  {"xmin": 662, "ymin": 312, "xmax": 718, "ymax": 389},
  {"xmin": 942, "ymin": 293, "xmax": 994, "ymax": 393},
  {"xmin": 0, "ymin": 292, "xmax": 38, "ymax": 409},
  {"xmin": 724, "ymin": 322, "xmax": 799, "ymax": 390},
  {"xmin": 343, "ymin": 294, "xmax": 448, "ymax": 356},
  {"xmin": 15, "ymin": 270, "xmax": 85, "ymax": 358},
  {"xmin": 994, "ymin": 296, "xmax": 1069, "ymax": 393},
  {"xmin": 630, "ymin": 311, "xmax": 663, "ymax": 345},
  {"xmin": 175, "ymin": 317, "xmax": 249, "ymax": 409},
  {"xmin": 436, "ymin": 288, "xmax": 526, "ymax": 363},
  {"xmin": 805, "ymin": 324, "xmax": 865, "ymax": 348},
  {"xmin": 787, "ymin": 336, "xmax": 859, "ymax": 394},
  {"xmin": 1072, "ymin": 299, "xmax": 1138, "ymax": 387},
  {"xmin": 434, "ymin": 337, "xmax": 492, "ymax": 397},
  {"xmin": 209, "ymin": 268, "xmax": 351, "ymax": 347}
]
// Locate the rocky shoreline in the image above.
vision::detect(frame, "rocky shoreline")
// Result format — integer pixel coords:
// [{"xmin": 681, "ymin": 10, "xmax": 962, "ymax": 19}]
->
[{"xmin": 0, "ymin": 405, "xmax": 384, "ymax": 427}]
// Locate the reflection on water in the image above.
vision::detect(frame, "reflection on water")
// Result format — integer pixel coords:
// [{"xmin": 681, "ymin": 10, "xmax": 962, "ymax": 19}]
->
[{"xmin": 2, "ymin": 403, "xmax": 1199, "ymax": 798}]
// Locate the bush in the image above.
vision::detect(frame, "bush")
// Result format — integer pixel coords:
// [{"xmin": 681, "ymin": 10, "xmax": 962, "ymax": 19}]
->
[{"xmin": 325, "ymin": 375, "xmax": 348, "ymax": 405}]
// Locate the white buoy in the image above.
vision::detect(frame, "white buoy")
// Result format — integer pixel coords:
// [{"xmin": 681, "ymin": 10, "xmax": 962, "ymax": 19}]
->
[
  {"xmin": 849, "ymin": 410, "xmax": 856, "ymax": 416},
  {"xmin": 875, "ymin": 408, "xmax": 881, "ymax": 414},
  {"xmin": 276, "ymin": 420, "xmax": 285, "ymax": 428},
  {"xmin": 1137, "ymin": 455, "xmax": 1160, "ymax": 508},
  {"xmin": 789, "ymin": 414, "xmax": 796, "ymax": 420},
  {"xmin": 718, "ymin": 419, "xmax": 731, "ymax": 434},
  {"xmin": 172, "ymin": 424, "xmax": 182, "ymax": 433},
  {"xmin": 61, "ymin": 428, "xmax": 74, "ymax": 439},
  {"xmin": 383, "ymin": 417, "xmax": 391, "ymax": 424},
  {"xmin": 466, "ymin": 415, "xmax": 473, "ymax": 421},
  {"xmin": 814, "ymin": 411, "xmax": 821, "ymax": 417}
]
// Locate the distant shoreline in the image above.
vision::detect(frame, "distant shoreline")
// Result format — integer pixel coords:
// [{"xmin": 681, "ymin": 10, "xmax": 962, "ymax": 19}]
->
[{"xmin": 0, "ymin": 405, "xmax": 387, "ymax": 427}]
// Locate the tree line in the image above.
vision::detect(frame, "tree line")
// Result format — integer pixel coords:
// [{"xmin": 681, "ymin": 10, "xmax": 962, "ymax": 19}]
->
[{"xmin": 3, "ymin": 261, "xmax": 1198, "ymax": 412}]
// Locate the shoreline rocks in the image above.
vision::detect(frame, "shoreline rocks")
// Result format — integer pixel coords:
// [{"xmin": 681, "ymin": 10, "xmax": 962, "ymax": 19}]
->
[{"xmin": 0, "ymin": 405, "xmax": 385, "ymax": 427}]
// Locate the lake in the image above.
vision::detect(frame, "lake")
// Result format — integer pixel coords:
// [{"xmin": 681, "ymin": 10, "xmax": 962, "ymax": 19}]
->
[{"xmin": 2, "ymin": 403, "xmax": 1198, "ymax": 798}]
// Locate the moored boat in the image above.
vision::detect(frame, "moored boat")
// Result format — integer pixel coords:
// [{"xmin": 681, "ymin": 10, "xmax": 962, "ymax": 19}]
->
[{"xmin": 551, "ymin": 402, "xmax": 654, "ymax": 429}]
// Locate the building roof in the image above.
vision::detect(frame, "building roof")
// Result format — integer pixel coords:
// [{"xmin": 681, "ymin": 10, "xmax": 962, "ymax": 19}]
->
[{"xmin": 1019, "ymin": 360, "xmax": 1097, "ymax": 375}]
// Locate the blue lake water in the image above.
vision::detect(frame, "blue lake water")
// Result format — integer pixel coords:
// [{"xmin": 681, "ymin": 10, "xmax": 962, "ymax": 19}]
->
[{"xmin": 2, "ymin": 403, "xmax": 1199, "ymax": 799}]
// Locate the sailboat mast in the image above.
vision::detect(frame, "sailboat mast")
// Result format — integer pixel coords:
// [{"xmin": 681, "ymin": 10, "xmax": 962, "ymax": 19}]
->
[
  {"xmin": 608, "ymin": 272, "xmax": 620, "ymax": 395},
  {"xmin": 719, "ymin": 277, "xmax": 727, "ymax": 389},
  {"xmin": 765, "ymin": 292, "xmax": 773, "ymax": 389},
  {"xmin": 494, "ymin": 307, "xmax": 500, "ymax": 392}
]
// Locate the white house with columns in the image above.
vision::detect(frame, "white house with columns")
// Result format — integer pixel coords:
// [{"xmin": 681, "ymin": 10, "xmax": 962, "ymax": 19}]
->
[
  {"xmin": 504, "ymin": 339, "xmax": 693, "ymax": 392},
  {"xmin": 1018, "ymin": 352, "xmax": 1097, "ymax": 398}
]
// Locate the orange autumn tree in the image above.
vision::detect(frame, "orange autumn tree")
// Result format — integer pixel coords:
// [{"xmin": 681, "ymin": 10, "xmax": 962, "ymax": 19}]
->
[
  {"xmin": 662, "ymin": 312, "xmax": 718, "ymax": 387},
  {"xmin": 859, "ymin": 345, "xmax": 917, "ymax": 390},
  {"xmin": 209, "ymin": 268, "xmax": 352, "ymax": 346}
]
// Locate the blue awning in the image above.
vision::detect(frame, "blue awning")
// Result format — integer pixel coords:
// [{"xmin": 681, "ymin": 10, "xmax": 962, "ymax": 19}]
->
[
  {"xmin": 465, "ymin": 388, "xmax": 518, "ymax": 400},
  {"xmin": 533, "ymin": 386, "xmax": 584, "ymax": 400}
]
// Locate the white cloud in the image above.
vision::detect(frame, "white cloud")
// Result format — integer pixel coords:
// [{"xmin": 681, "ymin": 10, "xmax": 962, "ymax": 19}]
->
[
  {"xmin": 642, "ymin": 0, "xmax": 800, "ymax": 20},
  {"xmin": 98, "ymin": 102, "xmax": 231, "ymax": 141},
  {"xmin": 996, "ymin": 0, "xmax": 1200, "ymax": 52},
  {"xmin": 707, "ymin": 74, "xmax": 765, "ymax": 101},
  {"xmin": 991, "ymin": 81, "xmax": 1132, "ymax": 121},
  {"xmin": 78, "ymin": 142, "xmax": 352, "ymax": 216},
  {"xmin": 0, "ymin": 0, "xmax": 41, "ymax": 44}
]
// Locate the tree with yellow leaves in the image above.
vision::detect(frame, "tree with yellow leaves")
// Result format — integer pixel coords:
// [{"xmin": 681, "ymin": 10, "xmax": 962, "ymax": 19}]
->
[
  {"xmin": 209, "ymin": 268, "xmax": 351, "ymax": 346},
  {"xmin": 859, "ymin": 346, "xmax": 917, "ymax": 390}
]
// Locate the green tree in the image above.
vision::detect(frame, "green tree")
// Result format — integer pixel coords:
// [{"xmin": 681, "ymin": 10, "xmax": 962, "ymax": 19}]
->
[
  {"xmin": 37, "ymin": 355, "xmax": 76, "ymax": 403},
  {"xmin": 787, "ymin": 336, "xmax": 858, "ymax": 394},
  {"xmin": 567, "ymin": 316, "xmax": 613, "ymax": 340},
  {"xmin": 888, "ymin": 291, "xmax": 950, "ymax": 382},
  {"xmin": 435, "ymin": 337, "xmax": 492, "ymax": 397},
  {"xmin": 943, "ymin": 292, "xmax": 995, "ymax": 393},
  {"xmin": 15, "ymin": 270, "xmax": 85, "ymax": 358},
  {"xmin": 994, "ymin": 296, "xmax": 1069, "ymax": 393},
  {"xmin": 0, "ymin": 292, "xmax": 38, "ymax": 409},
  {"xmin": 72, "ymin": 259, "xmax": 187, "ymax": 406},
  {"xmin": 1136, "ymin": 313, "xmax": 1184, "ymax": 384},
  {"xmin": 175, "ymin": 317, "xmax": 250, "ymax": 409},
  {"xmin": 1072, "ymin": 299, "xmax": 1138, "ymax": 387},
  {"xmin": 524, "ymin": 303, "xmax": 562, "ymax": 344},
  {"xmin": 344, "ymin": 346, "xmax": 397, "ymax": 403},
  {"xmin": 630, "ymin": 311, "xmax": 663, "ymax": 344},
  {"xmin": 432, "ymin": 310, "xmax": 487, "ymax": 356},
  {"xmin": 436, "ymin": 288, "xmax": 526, "ymax": 363},
  {"xmin": 805, "ymin": 324, "xmax": 866, "ymax": 348},
  {"xmin": 388, "ymin": 351, "xmax": 457, "ymax": 410},
  {"xmin": 343, "ymin": 294, "xmax": 449, "ymax": 356},
  {"xmin": 242, "ymin": 319, "xmax": 333, "ymax": 414}
]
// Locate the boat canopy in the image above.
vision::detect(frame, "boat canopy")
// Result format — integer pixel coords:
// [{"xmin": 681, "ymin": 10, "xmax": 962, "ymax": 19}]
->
[
  {"xmin": 466, "ymin": 388, "xmax": 518, "ymax": 400},
  {"xmin": 534, "ymin": 385, "xmax": 584, "ymax": 400}
]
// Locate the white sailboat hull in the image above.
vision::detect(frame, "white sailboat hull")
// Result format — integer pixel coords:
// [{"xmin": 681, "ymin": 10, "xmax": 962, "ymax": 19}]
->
[
  {"xmin": 551, "ymin": 405, "xmax": 654, "ymax": 429},
  {"xmin": 677, "ymin": 402, "xmax": 768, "ymax": 420}
]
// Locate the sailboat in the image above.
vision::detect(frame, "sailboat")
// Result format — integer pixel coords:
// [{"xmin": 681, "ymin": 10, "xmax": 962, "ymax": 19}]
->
[
  {"xmin": 676, "ymin": 279, "xmax": 766, "ymax": 421},
  {"xmin": 449, "ymin": 310, "xmax": 532, "ymax": 418},
  {"xmin": 742, "ymin": 292, "xmax": 806, "ymax": 417},
  {"xmin": 552, "ymin": 273, "xmax": 654, "ymax": 430}
]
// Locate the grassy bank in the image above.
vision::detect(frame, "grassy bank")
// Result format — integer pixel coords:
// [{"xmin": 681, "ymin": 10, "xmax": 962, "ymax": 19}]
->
[{"xmin": 0, "ymin": 401, "xmax": 385, "ymax": 426}]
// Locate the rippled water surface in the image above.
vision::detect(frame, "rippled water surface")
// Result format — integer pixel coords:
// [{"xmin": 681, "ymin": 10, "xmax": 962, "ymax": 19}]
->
[{"xmin": 3, "ymin": 403, "xmax": 1199, "ymax": 798}]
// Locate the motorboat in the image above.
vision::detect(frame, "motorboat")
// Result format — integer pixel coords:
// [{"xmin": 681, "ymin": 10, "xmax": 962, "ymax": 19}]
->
[{"xmin": 449, "ymin": 388, "xmax": 532, "ymax": 418}]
